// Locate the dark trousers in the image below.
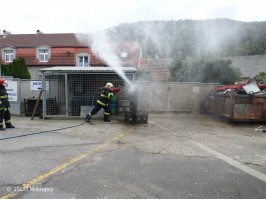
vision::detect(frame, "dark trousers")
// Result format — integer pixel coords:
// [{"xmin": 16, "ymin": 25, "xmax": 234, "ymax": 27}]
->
[
  {"xmin": 0, "ymin": 109, "xmax": 11, "ymax": 126},
  {"xmin": 90, "ymin": 102, "xmax": 110, "ymax": 121}
]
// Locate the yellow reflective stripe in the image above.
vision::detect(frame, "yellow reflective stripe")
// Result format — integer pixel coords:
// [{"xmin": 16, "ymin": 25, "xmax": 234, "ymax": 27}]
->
[
  {"xmin": 5, "ymin": 120, "xmax": 11, "ymax": 123},
  {"xmin": 0, "ymin": 95, "xmax": 7, "ymax": 99},
  {"xmin": 0, "ymin": 122, "xmax": 3, "ymax": 125},
  {"xmin": 4, "ymin": 108, "xmax": 7, "ymax": 111},
  {"xmin": 0, "ymin": 101, "xmax": 2, "ymax": 104},
  {"xmin": 101, "ymin": 94, "xmax": 109, "ymax": 99},
  {"xmin": 97, "ymin": 100, "xmax": 107, "ymax": 106},
  {"xmin": 108, "ymin": 93, "xmax": 114, "ymax": 98},
  {"xmin": 104, "ymin": 112, "xmax": 110, "ymax": 115}
]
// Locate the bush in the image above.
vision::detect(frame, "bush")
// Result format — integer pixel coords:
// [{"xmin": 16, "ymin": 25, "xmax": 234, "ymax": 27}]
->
[
  {"xmin": 168, "ymin": 56, "xmax": 242, "ymax": 85},
  {"xmin": 135, "ymin": 68, "xmax": 152, "ymax": 81},
  {"xmin": 1, "ymin": 57, "xmax": 31, "ymax": 79},
  {"xmin": 255, "ymin": 71, "xmax": 266, "ymax": 82}
]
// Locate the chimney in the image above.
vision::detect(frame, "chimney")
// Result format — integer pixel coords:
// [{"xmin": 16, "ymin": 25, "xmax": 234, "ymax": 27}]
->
[
  {"xmin": 3, "ymin": 30, "xmax": 11, "ymax": 35},
  {"xmin": 36, "ymin": 30, "xmax": 44, "ymax": 34}
]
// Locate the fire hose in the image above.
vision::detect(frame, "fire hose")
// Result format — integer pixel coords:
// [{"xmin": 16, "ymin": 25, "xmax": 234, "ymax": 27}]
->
[
  {"xmin": 0, "ymin": 122, "xmax": 86, "ymax": 141},
  {"xmin": 0, "ymin": 87, "xmax": 127, "ymax": 141}
]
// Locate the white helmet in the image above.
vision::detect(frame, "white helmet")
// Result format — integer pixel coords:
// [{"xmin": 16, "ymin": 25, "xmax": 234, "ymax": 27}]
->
[{"xmin": 105, "ymin": 82, "xmax": 113, "ymax": 88}]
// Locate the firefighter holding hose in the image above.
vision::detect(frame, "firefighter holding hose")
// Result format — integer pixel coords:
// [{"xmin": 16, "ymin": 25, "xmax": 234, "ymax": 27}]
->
[
  {"xmin": 0, "ymin": 78, "xmax": 15, "ymax": 131},
  {"xmin": 85, "ymin": 82, "xmax": 116, "ymax": 123}
]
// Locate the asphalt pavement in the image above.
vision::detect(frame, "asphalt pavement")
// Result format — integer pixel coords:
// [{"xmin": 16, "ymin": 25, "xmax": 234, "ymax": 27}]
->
[{"xmin": 0, "ymin": 114, "xmax": 265, "ymax": 199}]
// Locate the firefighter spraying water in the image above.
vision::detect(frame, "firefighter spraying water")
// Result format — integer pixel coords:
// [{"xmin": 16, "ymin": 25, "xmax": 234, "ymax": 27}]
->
[{"xmin": 85, "ymin": 82, "xmax": 119, "ymax": 123}]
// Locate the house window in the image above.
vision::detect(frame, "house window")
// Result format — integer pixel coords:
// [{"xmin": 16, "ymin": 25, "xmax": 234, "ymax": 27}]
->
[
  {"xmin": 120, "ymin": 51, "xmax": 128, "ymax": 58},
  {"xmin": 76, "ymin": 52, "xmax": 90, "ymax": 67},
  {"xmin": 79, "ymin": 56, "xmax": 89, "ymax": 67},
  {"xmin": 36, "ymin": 45, "xmax": 51, "ymax": 62},
  {"xmin": 4, "ymin": 50, "xmax": 14, "ymax": 62},
  {"xmin": 39, "ymin": 49, "xmax": 48, "ymax": 62}
]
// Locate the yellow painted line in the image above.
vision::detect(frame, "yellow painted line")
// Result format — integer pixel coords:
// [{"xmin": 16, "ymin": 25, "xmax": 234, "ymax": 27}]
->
[
  {"xmin": 0, "ymin": 127, "xmax": 137, "ymax": 199},
  {"xmin": 199, "ymin": 121, "xmax": 232, "ymax": 127}
]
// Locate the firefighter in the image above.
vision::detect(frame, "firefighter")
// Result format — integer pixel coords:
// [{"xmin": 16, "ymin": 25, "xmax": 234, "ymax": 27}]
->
[
  {"xmin": 85, "ymin": 82, "xmax": 115, "ymax": 122},
  {"xmin": 0, "ymin": 78, "xmax": 15, "ymax": 131}
]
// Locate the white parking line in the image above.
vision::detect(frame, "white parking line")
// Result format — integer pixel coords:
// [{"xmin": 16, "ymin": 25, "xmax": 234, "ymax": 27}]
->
[
  {"xmin": 151, "ymin": 120, "xmax": 266, "ymax": 183},
  {"xmin": 191, "ymin": 140, "xmax": 266, "ymax": 183}
]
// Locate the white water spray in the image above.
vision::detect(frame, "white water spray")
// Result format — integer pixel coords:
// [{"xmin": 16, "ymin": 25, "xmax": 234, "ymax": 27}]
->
[{"xmin": 75, "ymin": 31, "xmax": 135, "ymax": 90}]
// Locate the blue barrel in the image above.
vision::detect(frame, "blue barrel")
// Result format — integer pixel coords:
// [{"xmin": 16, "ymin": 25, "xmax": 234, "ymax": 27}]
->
[{"xmin": 109, "ymin": 96, "xmax": 117, "ymax": 116}]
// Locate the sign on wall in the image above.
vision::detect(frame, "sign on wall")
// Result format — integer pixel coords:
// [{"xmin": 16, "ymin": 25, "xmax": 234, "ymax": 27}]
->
[
  {"xmin": 6, "ymin": 80, "xmax": 18, "ymax": 102},
  {"xmin": 30, "ymin": 81, "xmax": 49, "ymax": 90}
]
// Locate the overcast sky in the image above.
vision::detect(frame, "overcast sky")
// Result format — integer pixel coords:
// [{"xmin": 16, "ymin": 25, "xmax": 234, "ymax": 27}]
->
[{"xmin": 1, "ymin": 0, "xmax": 265, "ymax": 34}]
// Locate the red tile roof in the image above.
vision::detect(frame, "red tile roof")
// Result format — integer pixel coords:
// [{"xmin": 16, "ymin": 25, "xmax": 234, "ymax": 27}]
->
[
  {"xmin": 15, "ymin": 48, "xmax": 94, "ymax": 66},
  {"xmin": 0, "ymin": 33, "xmax": 142, "ymax": 67},
  {"xmin": 143, "ymin": 59, "xmax": 171, "ymax": 81},
  {"xmin": 0, "ymin": 33, "xmax": 84, "ymax": 48},
  {"xmin": 112, "ymin": 42, "xmax": 142, "ymax": 67}
]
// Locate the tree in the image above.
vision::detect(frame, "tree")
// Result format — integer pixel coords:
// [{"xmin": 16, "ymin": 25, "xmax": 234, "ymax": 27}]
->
[
  {"xmin": 255, "ymin": 71, "xmax": 266, "ymax": 83},
  {"xmin": 167, "ymin": 53, "xmax": 186, "ymax": 81},
  {"xmin": 135, "ymin": 68, "xmax": 152, "ymax": 81},
  {"xmin": 1, "ymin": 63, "xmax": 12, "ymax": 76},
  {"xmin": 2, "ymin": 57, "xmax": 31, "ymax": 79},
  {"xmin": 168, "ymin": 56, "xmax": 242, "ymax": 85},
  {"xmin": 107, "ymin": 19, "xmax": 266, "ymax": 58}
]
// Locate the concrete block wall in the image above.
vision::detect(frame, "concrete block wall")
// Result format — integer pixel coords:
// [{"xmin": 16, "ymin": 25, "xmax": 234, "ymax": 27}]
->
[
  {"xmin": 21, "ymin": 80, "xmax": 43, "ymax": 100},
  {"xmin": 137, "ymin": 81, "xmax": 218, "ymax": 114},
  {"xmin": 17, "ymin": 80, "xmax": 218, "ymax": 115},
  {"xmin": 20, "ymin": 80, "xmax": 43, "ymax": 115}
]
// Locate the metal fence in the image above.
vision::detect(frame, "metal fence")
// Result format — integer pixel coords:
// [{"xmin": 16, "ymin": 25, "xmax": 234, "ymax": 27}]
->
[{"xmin": 42, "ymin": 72, "xmax": 134, "ymax": 118}]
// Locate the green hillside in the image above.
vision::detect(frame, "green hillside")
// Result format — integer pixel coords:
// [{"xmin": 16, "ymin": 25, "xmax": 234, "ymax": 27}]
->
[{"xmin": 107, "ymin": 19, "xmax": 266, "ymax": 58}]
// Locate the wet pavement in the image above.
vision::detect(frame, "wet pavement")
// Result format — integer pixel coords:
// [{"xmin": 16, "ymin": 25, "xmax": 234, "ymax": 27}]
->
[{"xmin": 0, "ymin": 114, "xmax": 266, "ymax": 198}]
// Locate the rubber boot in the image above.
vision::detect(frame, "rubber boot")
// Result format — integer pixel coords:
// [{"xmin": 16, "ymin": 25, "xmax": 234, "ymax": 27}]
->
[
  {"xmin": 85, "ymin": 114, "xmax": 91, "ymax": 122},
  {"xmin": 6, "ymin": 123, "xmax": 15, "ymax": 128},
  {"xmin": 0, "ymin": 125, "xmax": 5, "ymax": 131},
  {"xmin": 104, "ymin": 115, "xmax": 110, "ymax": 122}
]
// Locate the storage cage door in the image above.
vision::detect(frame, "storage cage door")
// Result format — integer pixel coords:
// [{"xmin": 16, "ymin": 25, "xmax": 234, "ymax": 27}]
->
[{"xmin": 43, "ymin": 74, "xmax": 66, "ymax": 117}]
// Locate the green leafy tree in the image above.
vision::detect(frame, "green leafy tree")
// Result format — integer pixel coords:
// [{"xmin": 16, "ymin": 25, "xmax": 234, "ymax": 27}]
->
[
  {"xmin": 135, "ymin": 68, "xmax": 152, "ymax": 81},
  {"xmin": 1, "ymin": 64, "xmax": 10, "ymax": 76},
  {"xmin": 199, "ymin": 58, "xmax": 242, "ymax": 84},
  {"xmin": 167, "ymin": 53, "xmax": 186, "ymax": 81},
  {"xmin": 107, "ymin": 19, "xmax": 266, "ymax": 58},
  {"xmin": 168, "ymin": 56, "xmax": 242, "ymax": 85},
  {"xmin": 255, "ymin": 71, "xmax": 266, "ymax": 82},
  {"xmin": 2, "ymin": 57, "xmax": 31, "ymax": 79}
]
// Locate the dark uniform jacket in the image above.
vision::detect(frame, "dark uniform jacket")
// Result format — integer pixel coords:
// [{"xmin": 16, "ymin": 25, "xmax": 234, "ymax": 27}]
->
[
  {"xmin": 0, "ymin": 85, "xmax": 10, "ymax": 110},
  {"xmin": 97, "ymin": 88, "xmax": 114, "ymax": 107}
]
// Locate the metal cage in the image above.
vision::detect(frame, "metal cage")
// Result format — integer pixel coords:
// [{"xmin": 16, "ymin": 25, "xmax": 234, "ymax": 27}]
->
[{"xmin": 40, "ymin": 67, "xmax": 135, "ymax": 118}]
